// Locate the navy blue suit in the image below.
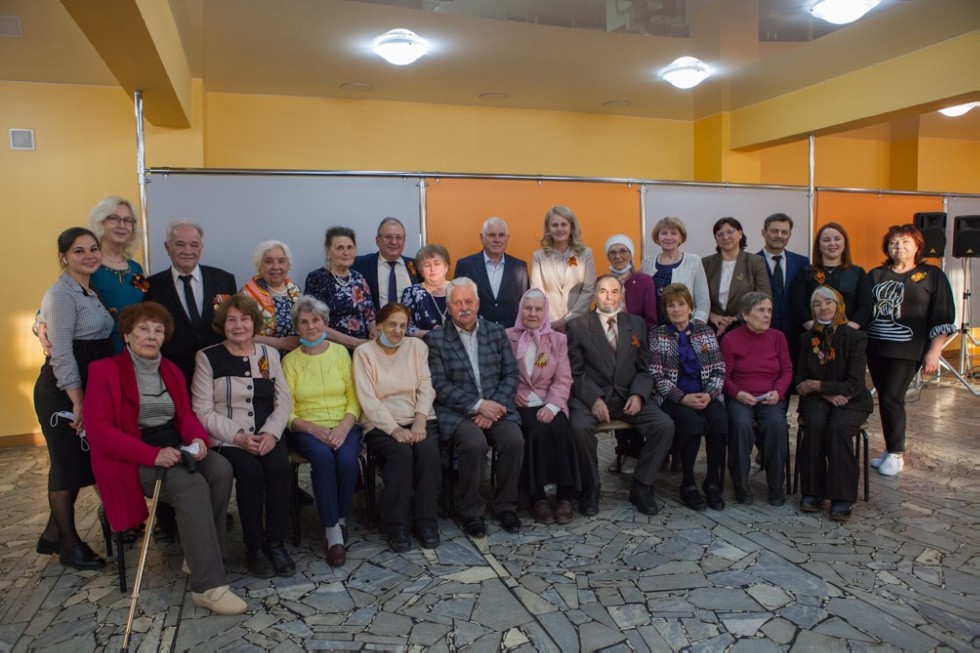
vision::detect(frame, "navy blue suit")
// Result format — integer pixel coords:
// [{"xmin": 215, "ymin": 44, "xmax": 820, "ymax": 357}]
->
[
  {"xmin": 352, "ymin": 253, "xmax": 419, "ymax": 311},
  {"xmin": 758, "ymin": 248, "xmax": 808, "ymax": 364},
  {"xmin": 453, "ymin": 252, "xmax": 529, "ymax": 329}
]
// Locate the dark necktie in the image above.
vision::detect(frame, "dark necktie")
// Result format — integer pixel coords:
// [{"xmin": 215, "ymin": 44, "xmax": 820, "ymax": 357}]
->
[
  {"xmin": 606, "ymin": 316, "xmax": 618, "ymax": 353},
  {"xmin": 179, "ymin": 274, "xmax": 201, "ymax": 324},
  {"xmin": 387, "ymin": 260, "xmax": 398, "ymax": 306},
  {"xmin": 772, "ymin": 255, "xmax": 784, "ymax": 296}
]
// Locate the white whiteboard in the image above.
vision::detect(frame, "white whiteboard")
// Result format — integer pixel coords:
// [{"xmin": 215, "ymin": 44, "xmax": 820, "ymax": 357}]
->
[
  {"xmin": 642, "ymin": 185, "xmax": 811, "ymax": 260},
  {"xmin": 145, "ymin": 173, "xmax": 423, "ymax": 288}
]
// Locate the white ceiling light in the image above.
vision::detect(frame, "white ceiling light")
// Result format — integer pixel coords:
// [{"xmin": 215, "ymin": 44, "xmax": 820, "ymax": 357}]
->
[
  {"xmin": 809, "ymin": 0, "xmax": 881, "ymax": 25},
  {"xmin": 659, "ymin": 57, "xmax": 711, "ymax": 90},
  {"xmin": 373, "ymin": 29, "xmax": 429, "ymax": 66},
  {"xmin": 938, "ymin": 102, "xmax": 980, "ymax": 118}
]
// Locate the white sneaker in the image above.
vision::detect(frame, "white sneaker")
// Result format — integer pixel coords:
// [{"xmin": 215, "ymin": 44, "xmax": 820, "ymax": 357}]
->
[
  {"xmin": 621, "ymin": 457, "xmax": 637, "ymax": 475},
  {"xmin": 878, "ymin": 453, "xmax": 904, "ymax": 476},
  {"xmin": 191, "ymin": 585, "xmax": 247, "ymax": 615},
  {"xmin": 869, "ymin": 452, "xmax": 887, "ymax": 469}
]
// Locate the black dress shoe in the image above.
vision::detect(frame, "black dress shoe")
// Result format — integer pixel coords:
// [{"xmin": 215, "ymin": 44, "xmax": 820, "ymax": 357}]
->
[
  {"xmin": 37, "ymin": 535, "xmax": 61, "ymax": 555},
  {"xmin": 498, "ymin": 511, "xmax": 521, "ymax": 534},
  {"xmin": 578, "ymin": 486, "xmax": 600, "ymax": 516},
  {"xmin": 60, "ymin": 543, "xmax": 106, "ymax": 571},
  {"xmin": 734, "ymin": 486, "xmax": 754, "ymax": 505},
  {"xmin": 387, "ymin": 527, "xmax": 412, "ymax": 553},
  {"xmin": 628, "ymin": 482, "xmax": 660, "ymax": 516},
  {"xmin": 265, "ymin": 541, "xmax": 296, "ymax": 577},
  {"xmin": 703, "ymin": 484, "xmax": 725, "ymax": 511},
  {"xmin": 463, "ymin": 517, "xmax": 486, "ymax": 538},
  {"xmin": 829, "ymin": 501, "xmax": 854, "ymax": 522},
  {"xmin": 415, "ymin": 524, "xmax": 440, "ymax": 549},
  {"xmin": 246, "ymin": 548, "xmax": 275, "ymax": 578},
  {"xmin": 768, "ymin": 491, "xmax": 786, "ymax": 507},
  {"xmin": 680, "ymin": 486, "xmax": 707, "ymax": 512},
  {"xmin": 799, "ymin": 496, "xmax": 823, "ymax": 513}
]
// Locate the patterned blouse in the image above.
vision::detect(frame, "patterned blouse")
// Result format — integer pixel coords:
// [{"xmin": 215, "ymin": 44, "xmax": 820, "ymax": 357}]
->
[
  {"xmin": 400, "ymin": 284, "xmax": 447, "ymax": 335},
  {"xmin": 304, "ymin": 267, "xmax": 376, "ymax": 339},
  {"xmin": 240, "ymin": 275, "xmax": 301, "ymax": 338},
  {"xmin": 91, "ymin": 260, "xmax": 148, "ymax": 352},
  {"xmin": 648, "ymin": 321, "xmax": 726, "ymax": 404}
]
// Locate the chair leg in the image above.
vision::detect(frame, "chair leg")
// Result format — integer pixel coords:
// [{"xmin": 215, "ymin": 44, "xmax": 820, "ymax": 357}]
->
[
  {"xmin": 364, "ymin": 451, "xmax": 378, "ymax": 529},
  {"xmin": 860, "ymin": 429, "xmax": 870, "ymax": 501},
  {"xmin": 116, "ymin": 530, "xmax": 127, "ymax": 593},
  {"xmin": 100, "ymin": 507, "xmax": 113, "ymax": 558},
  {"xmin": 792, "ymin": 426, "xmax": 803, "ymax": 496},
  {"xmin": 290, "ymin": 463, "xmax": 301, "ymax": 547}
]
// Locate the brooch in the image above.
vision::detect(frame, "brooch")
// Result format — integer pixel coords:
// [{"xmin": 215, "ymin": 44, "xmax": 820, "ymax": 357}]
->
[
  {"xmin": 535, "ymin": 353, "xmax": 548, "ymax": 367},
  {"xmin": 568, "ymin": 256, "xmax": 578, "ymax": 267},
  {"xmin": 258, "ymin": 354, "xmax": 270, "ymax": 379},
  {"xmin": 407, "ymin": 260, "xmax": 417, "ymax": 277},
  {"xmin": 911, "ymin": 271, "xmax": 926, "ymax": 283},
  {"xmin": 131, "ymin": 274, "xmax": 150, "ymax": 293},
  {"xmin": 814, "ymin": 270, "xmax": 826, "ymax": 284},
  {"xmin": 630, "ymin": 334, "xmax": 641, "ymax": 348},
  {"xmin": 213, "ymin": 293, "xmax": 231, "ymax": 311},
  {"xmin": 735, "ymin": 273, "xmax": 744, "ymax": 281},
  {"xmin": 700, "ymin": 343, "xmax": 708, "ymax": 353}
]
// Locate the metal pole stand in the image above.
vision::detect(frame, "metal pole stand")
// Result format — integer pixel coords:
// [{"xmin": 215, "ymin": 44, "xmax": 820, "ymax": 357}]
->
[{"xmin": 936, "ymin": 257, "xmax": 979, "ymax": 396}]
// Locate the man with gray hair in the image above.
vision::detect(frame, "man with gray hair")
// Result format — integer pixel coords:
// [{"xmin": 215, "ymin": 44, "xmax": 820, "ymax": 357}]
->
[
  {"xmin": 146, "ymin": 220, "xmax": 237, "ymax": 384},
  {"xmin": 453, "ymin": 217, "xmax": 529, "ymax": 328},
  {"xmin": 427, "ymin": 276, "xmax": 524, "ymax": 538}
]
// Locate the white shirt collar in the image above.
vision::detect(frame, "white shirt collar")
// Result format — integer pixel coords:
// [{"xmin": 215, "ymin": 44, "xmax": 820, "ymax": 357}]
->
[
  {"xmin": 170, "ymin": 264, "xmax": 202, "ymax": 283},
  {"xmin": 483, "ymin": 252, "xmax": 506, "ymax": 266}
]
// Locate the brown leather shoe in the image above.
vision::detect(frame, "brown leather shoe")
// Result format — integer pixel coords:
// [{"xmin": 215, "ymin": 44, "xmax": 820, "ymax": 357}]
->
[
  {"xmin": 325, "ymin": 543, "xmax": 346, "ymax": 567},
  {"xmin": 554, "ymin": 500, "xmax": 574, "ymax": 525},
  {"xmin": 533, "ymin": 500, "xmax": 555, "ymax": 525}
]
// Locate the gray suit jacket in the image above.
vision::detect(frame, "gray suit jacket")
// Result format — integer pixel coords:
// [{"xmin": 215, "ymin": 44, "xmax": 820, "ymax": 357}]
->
[
  {"xmin": 426, "ymin": 318, "xmax": 520, "ymax": 440},
  {"xmin": 702, "ymin": 251, "xmax": 772, "ymax": 317},
  {"xmin": 566, "ymin": 311, "xmax": 653, "ymax": 410}
]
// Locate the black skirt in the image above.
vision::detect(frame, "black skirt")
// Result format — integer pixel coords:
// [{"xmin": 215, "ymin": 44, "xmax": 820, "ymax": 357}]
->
[
  {"xmin": 517, "ymin": 406, "xmax": 581, "ymax": 500},
  {"xmin": 33, "ymin": 338, "xmax": 112, "ymax": 491}
]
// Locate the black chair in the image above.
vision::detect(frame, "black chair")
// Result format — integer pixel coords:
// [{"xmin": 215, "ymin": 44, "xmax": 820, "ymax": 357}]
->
[
  {"xmin": 792, "ymin": 418, "xmax": 870, "ymax": 501},
  {"xmin": 287, "ymin": 447, "xmax": 376, "ymax": 546}
]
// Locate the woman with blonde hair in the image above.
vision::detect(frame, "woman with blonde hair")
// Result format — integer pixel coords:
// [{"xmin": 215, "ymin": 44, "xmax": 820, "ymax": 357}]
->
[
  {"xmin": 529, "ymin": 206, "xmax": 597, "ymax": 332},
  {"xmin": 640, "ymin": 216, "xmax": 710, "ymax": 324}
]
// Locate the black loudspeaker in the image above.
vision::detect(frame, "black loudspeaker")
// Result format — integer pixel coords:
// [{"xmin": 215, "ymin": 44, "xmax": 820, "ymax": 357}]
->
[
  {"xmin": 913, "ymin": 212, "xmax": 947, "ymax": 258},
  {"xmin": 953, "ymin": 215, "xmax": 980, "ymax": 258}
]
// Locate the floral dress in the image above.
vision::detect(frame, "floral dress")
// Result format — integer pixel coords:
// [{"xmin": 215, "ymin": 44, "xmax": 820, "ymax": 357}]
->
[
  {"xmin": 400, "ymin": 284, "xmax": 447, "ymax": 335},
  {"xmin": 240, "ymin": 276, "xmax": 301, "ymax": 338},
  {"xmin": 304, "ymin": 267, "xmax": 376, "ymax": 339},
  {"xmin": 91, "ymin": 260, "xmax": 148, "ymax": 352}
]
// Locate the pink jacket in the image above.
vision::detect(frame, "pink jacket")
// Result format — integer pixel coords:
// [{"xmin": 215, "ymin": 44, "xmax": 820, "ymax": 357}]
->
[
  {"xmin": 505, "ymin": 328, "xmax": 572, "ymax": 416},
  {"xmin": 85, "ymin": 352, "xmax": 208, "ymax": 531}
]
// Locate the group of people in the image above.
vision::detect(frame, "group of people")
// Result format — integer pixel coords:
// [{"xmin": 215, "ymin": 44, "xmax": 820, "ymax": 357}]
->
[{"xmin": 33, "ymin": 197, "xmax": 956, "ymax": 616}]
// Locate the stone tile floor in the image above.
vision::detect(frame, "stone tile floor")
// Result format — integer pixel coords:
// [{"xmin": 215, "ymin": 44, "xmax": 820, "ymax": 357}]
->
[{"xmin": 1, "ymin": 379, "xmax": 977, "ymax": 651}]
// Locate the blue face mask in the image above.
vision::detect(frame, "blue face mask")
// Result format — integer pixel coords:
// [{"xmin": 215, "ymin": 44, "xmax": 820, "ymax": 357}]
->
[
  {"xmin": 379, "ymin": 331, "xmax": 403, "ymax": 348},
  {"xmin": 300, "ymin": 332, "xmax": 328, "ymax": 348}
]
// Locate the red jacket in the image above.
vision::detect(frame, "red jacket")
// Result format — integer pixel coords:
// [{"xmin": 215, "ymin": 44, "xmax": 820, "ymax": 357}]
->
[{"xmin": 85, "ymin": 352, "xmax": 208, "ymax": 531}]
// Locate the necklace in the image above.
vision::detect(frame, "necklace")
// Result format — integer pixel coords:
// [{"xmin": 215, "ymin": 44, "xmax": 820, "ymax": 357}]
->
[
  {"xmin": 330, "ymin": 268, "xmax": 352, "ymax": 287},
  {"xmin": 424, "ymin": 288, "xmax": 449, "ymax": 323},
  {"xmin": 102, "ymin": 263, "xmax": 130, "ymax": 284}
]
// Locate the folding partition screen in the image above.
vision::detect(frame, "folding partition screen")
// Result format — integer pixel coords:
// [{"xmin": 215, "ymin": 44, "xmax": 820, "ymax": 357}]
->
[{"xmin": 423, "ymin": 178, "xmax": 642, "ymax": 273}]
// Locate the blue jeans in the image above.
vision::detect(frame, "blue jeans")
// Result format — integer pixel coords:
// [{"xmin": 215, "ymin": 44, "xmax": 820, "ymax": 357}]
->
[
  {"xmin": 727, "ymin": 400, "xmax": 788, "ymax": 496},
  {"xmin": 290, "ymin": 426, "xmax": 363, "ymax": 528}
]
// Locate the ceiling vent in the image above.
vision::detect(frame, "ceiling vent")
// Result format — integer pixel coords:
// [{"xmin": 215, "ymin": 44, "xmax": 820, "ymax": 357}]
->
[
  {"xmin": 10, "ymin": 129, "xmax": 35, "ymax": 151},
  {"xmin": 0, "ymin": 16, "xmax": 23, "ymax": 37}
]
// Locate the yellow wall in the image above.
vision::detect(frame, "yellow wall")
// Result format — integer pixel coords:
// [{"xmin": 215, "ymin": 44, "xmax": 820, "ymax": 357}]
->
[
  {"xmin": 204, "ymin": 93, "xmax": 694, "ymax": 180},
  {"xmin": 2, "ymin": 79, "xmax": 979, "ymax": 442}
]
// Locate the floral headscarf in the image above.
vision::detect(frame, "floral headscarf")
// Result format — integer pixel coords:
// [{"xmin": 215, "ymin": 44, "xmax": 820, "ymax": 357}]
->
[
  {"xmin": 809, "ymin": 285, "xmax": 848, "ymax": 364},
  {"xmin": 510, "ymin": 288, "xmax": 553, "ymax": 362}
]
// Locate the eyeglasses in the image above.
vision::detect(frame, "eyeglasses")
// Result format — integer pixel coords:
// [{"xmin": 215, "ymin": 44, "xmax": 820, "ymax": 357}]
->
[
  {"xmin": 379, "ymin": 235, "xmax": 405, "ymax": 242},
  {"xmin": 715, "ymin": 229, "xmax": 739, "ymax": 238},
  {"xmin": 105, "ymin": 215, "xmax": 137, "ymax": 227}
]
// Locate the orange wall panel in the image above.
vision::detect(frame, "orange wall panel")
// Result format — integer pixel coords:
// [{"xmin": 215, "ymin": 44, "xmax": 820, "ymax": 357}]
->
[
  {"xmin": 815, "ymin": 191, "xmax": 944, "ymax": 270},
  {"xmin": 424, "ymin": 179, "xmax": 642, "ymax": 276}
]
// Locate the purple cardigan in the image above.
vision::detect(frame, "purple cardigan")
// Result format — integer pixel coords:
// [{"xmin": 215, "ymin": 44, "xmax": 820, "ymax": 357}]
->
[{"xmin": 624, "ymin": 272, "xmax": 658, "ymax": 331}]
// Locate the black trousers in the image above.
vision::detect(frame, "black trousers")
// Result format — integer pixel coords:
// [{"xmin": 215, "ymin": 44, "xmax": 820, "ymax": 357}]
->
[
  {"xmin": 798, "ymin": 398, "xmax": 871, "ymax": 503},
  {"xmin": 218, "ymin": 438, "xmax": 291, "ymax": 549},
  {"xmin": 365, "ymin": 423, "xmax": 441, "ymax": 531},
  {"xmin": 867, "ymin": 354, "xmax": 919, "ymax": 453},
  {"xmin": 452, "ymin": 418, "xmax": 523, "ymax": 519},
  {"xmin": 661, "ymin": 399, "xmax": 727, "ymax": 489}
]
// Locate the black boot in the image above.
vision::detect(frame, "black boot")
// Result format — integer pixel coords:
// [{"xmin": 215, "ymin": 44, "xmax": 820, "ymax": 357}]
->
[
  {"xmin": 628, "ymin": 481, "xmax": 660, "ymax": 515},
  {"xmin": 246, "ymin": 547, "xmax": 275, "ymax": 578},
  {"xmin": 265, "ymin": 541, "xmax": 296, "ymax": 577}
]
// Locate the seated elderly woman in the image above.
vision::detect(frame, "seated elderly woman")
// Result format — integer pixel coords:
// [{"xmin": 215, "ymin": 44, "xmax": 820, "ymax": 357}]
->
[
  {"xmin": 282, "ymin": 296, "xmax": 362, "ymax": 568},
  {"xmin": 192, "ymin": 295, "xmax": 295, "ymax": 578},
  {"xmin": 85, "ymin": 302, "xmax": 245, "ymax": 615},
  {"xmin": 353, "ymin": 303, "xmax": 441, "ymax": 552},
  {"xmin": 720, "ymin": 292, "xmax": 792, "ymax": 506},
  {"xmin": 505, "ymin": 289, "xmax": 579, "ymax": 524},
  {"xmin": 795, "ymin": 287, "xmax": 873, "ymax": 521},
  {"xmin": 241, "ymin": 240, "xmax": 302, "ymax": 353},
  {"xmin": 649, "ymin": 283, "xmax": 727, "ymax": 512},
  {"xmin": 400, "ymin": 244, "xmax": 451, "ymax": 337}
]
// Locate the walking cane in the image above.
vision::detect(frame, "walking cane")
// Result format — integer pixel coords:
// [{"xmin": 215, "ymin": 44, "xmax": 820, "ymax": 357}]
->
[{"xmin": 120, "ymin": 466, "xmax": 166, "ymax": 653}]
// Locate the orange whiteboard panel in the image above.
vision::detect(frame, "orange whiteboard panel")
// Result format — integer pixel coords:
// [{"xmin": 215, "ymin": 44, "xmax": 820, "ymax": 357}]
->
[
  {"xmin": 815, "ymin": 192, "xmax": 944, "ymax": 270},
  {"xmin": 424, "ymin": 178, "xmax": 642, "ymax": 273}
]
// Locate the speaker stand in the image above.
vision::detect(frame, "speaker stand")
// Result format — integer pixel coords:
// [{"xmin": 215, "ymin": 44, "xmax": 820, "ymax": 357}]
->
[{"xmin": 936, "ymin": 258, "xmax": 979, "ymax": 396}]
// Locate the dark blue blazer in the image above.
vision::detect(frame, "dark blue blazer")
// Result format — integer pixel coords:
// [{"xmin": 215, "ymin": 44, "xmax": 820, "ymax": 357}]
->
[
  {"xmin": 352, "ymin": 252, "xmax": 419, "ymax": 311},
  {"xmin": 759, "ymin": 249, "xmax": 810, "ymax": 334},
  {"xmin": 145, "ymin": 265, "xmax": 237, "ymax": 386},
  {"xmin": 453, "ymin": 252, "xmax": 529, "ymax": 329}
]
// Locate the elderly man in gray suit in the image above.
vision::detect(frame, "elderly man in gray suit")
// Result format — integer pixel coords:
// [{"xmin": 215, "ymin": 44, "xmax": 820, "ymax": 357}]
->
[
  {"xmin": 568, "ymin": 274, "xmax": 674, "ymax": 516},
  {"xmin": 427, "ymin": 277, "xmax": 524, "ymax": 538}
]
